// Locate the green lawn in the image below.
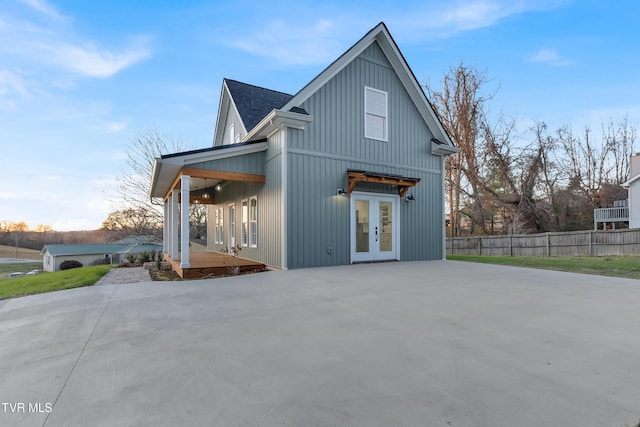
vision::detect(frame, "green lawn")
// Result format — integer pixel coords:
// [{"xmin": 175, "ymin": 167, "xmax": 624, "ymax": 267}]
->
[
  {"xmin": 0, "ymin": 265, "xmax": 113, "ymax": 300},
  {"xmin": 447, "ymin": 255, "xmax": 640, "ymax": 280}
]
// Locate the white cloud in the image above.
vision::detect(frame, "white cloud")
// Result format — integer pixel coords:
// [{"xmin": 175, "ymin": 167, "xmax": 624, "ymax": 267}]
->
[
  {"xmin": 226, "ymin": 19, "xmax": 344, "ymax": 66},
  {"xmin": 42, "ymin": 37, "xmax": 152, "ymax": 78},
  {"xmin": 223, "ymin": 1, "xmax": 565, "ymax": 65},
  {"xmin": 103, "ymin": 118, "xmax": 130, "ymax": 133},
  {"xmin": 0, "ymin": 190, "xmax": 21, "ymax": 200},
  {"xmin": 1, "ymin": 3, "xmax": 152, "ymax": 79},
  {"xmin": 394, "ymin": 0, "xmax": 565, "ymax": 39},
  {"xmin": 18, "ymin": 0, "xmax": 65, "ymax": 21},
  {"xmin": 0, "ymin": 70, "xmax": 27, "ymax": 96},
  {"xmin": 528, "ymin": 48, "xmax": 573, "ymax": 66},
  {"xmin": 0, "ymin": 69, "xmax": 27, "ymax": 110},
  {"xmin": 442, "ymin": 1, "xmax": 518, "ymax": 31}
]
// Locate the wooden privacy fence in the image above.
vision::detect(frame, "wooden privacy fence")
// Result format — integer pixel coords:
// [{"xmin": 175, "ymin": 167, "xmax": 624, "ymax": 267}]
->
[{"xmin": 447, "ymin": 229, "xmax": 640, "ymax": 257}]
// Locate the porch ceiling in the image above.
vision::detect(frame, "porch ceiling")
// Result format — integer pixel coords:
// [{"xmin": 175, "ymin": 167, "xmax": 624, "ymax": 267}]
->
[
  {"xmin": 149, "ymin": 140, "xmax": 268, "ymax": 200},
  {"xmin": 347, "ymin": 169, "xmax": 420, "ymax": 198},
  {"xmin": 164, "ymin": 166, "xmax": 265, "ymax": 203}
]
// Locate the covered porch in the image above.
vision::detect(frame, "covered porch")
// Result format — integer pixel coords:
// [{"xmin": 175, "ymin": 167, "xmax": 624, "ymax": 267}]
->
[{"xmin": 149, "ymin": 141, "xmax": 268, "ymax": 278}]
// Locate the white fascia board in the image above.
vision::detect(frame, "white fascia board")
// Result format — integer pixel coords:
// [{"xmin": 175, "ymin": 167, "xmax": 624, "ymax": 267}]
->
[
  {"xmin": 622, "ymin": 173, "xmax": 640, "ymax": 188},
  {"xmin": 212, "ymin": 81, "xmax": 249, "ymax": 147},
  {"xmin": 244, "ymin": 109, "xmax": 313, "ymax": 141},
  {"xmin": 431, "ymin": 141, "xmax": 461, "ymax": 157},
  {"xmin": 280, "ymin": 24, "xmax": 384, "ymax": 113},
  {"xmin": 149, "ymin": 142, "xmax": 269, "ymax": 198},
  {"xmin": 212, "ymin": 81, "xmax": 229, "ymax": 147},
  {"xmin": 150, "ymin": 157, "xmax": 166, "ymax": 198},
  {"xmin": 280, "ymin": 22, "xmax": 456, "ymax": 149},
  {"xmin": 374, "ymin": 33, "xmax": 454, "ymax": 148},
  {"xmin": 181, "ymin": 141, "xmax": 268, "ymax": 165}
]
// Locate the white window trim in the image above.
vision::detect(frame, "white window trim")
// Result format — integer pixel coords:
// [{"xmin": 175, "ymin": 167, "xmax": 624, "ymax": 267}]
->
[
  {"xmin": 228, "ymin": 203, "xmax": 236, "ymax": 249},
  {"xmin": 241, "ymin": 199, "xmax": 248, "ymax": 247},
  {"xmin": 214, "ymin": 206, "xmax": 224, "ymax": 245},
  {"xmin": 249, "ymin": 195, "xmax": 258, "ymax": 248},
  {"xmin": 364, "ymin": 86, "xmax": 388, "ymax": 141}
]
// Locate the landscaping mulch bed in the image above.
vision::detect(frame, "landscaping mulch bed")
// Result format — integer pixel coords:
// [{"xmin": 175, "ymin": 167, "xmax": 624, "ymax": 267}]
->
[
  {"xmin": 149, "ymin": 267, "xmax": 269, "ymax": 281},
  {"xmin": 149, "ymin": 268, "xmax": 183, "ymax": 281}
]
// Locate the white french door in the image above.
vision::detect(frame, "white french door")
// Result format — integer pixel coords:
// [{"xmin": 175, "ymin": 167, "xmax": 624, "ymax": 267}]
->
[{"xmin": 350, "ymin": 192, "xmax": 399, "ymax": 262}]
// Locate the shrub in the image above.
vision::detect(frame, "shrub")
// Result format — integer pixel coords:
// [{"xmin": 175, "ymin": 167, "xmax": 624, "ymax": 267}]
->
[
  {"xmin": 136, "ymin": 251, "xmax": 151, "ymax": 264},
  {"xmin": 60, "ymin": 260, "xmax": 83, "ymax": 270}
]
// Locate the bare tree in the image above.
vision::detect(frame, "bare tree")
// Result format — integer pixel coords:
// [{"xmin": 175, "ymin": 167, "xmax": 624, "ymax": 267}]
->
[
  {"xmin": 555, "ymin": 118, "xmax": 636, "ymax": 208},
  {"xmin": 480, "ymin": 120, "xmax": 556, "ymax": 232},
  {"xmin": 426, "ymin": 62, "xmax": 495, "ymax": 235},
  {"xmin": 110, "ymin": 128, "xmax": 209, "ymax": 239},
  {"xmin": 190, "ymin": 204, "xmax": 208, "ymax": 239},
  {"xmin": 603, "ymin": 116, "xmax": 636, "ymax": 185},
  {"xmin": 556, "ymin": 125, "xmax": 611, "ymax": 196},
  {"xmin": 101, "ymin": 208, "xmax": 162, "ymax": 237},
  {"xmin": 111, "ymin": 128, "xmax": 189, "ymax": 223}
]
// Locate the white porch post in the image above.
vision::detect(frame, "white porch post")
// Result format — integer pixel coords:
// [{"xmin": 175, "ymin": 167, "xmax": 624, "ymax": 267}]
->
[
  {"xmin": 180, "ymin": 175, "xmax": 190, "ymax": 268},
  {"xmin": 171, "ymin": 189, "xmax": 179, "ymax": 260},
  {"xmin": 163, "ymin": 201, "xmax": 169, "ymax": 257}
]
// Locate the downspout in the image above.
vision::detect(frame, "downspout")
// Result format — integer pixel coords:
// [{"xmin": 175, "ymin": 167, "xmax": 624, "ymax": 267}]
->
[
  {"xmin": 441, "ymin": 155, "xmax": 447, "ymax": 260},
  {"xmin": 281, "ymin": 130, "xmax": 288, "ymax": 270}
]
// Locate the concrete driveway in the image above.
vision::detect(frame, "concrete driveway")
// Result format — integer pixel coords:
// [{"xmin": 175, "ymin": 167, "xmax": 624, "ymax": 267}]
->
[{"xmin": 1, "ymin": 260, "xmax": 639, "ymax": 427}]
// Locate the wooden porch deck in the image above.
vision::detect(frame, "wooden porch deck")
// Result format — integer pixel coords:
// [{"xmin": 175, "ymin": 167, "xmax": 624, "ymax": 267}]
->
[{"xmin": 164, "ymin": 252, "xmax": 267, "ymax": 279}]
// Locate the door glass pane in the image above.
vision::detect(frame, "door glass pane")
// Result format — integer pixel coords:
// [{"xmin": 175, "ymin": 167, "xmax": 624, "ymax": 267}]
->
[
  {"xmin": 355, "ymin": 200, "xmax": 369, "ymax": 252},
  {"xmin": 379, "ymin": 201, "xmax": 392, "ymax": 252}
]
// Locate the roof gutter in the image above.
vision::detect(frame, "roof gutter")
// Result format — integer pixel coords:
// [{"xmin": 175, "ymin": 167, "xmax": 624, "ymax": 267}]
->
[
  {"xmin": 431, "ymin": 138, "xmax": 460, "ymax": 156},
  {"xmin": 244, "ymin": 109, "xmax": 313, "ymax": 141}
]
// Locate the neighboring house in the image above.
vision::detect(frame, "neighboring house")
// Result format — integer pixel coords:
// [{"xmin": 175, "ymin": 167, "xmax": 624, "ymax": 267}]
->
[
  {"xmin": 150, "ymin": 22, "xmax": 459, "ymax": 271},
  {"xmin": 623, "ymin": 153, "xmax": 640, "ymax": 228},
  {"xmin": 594, "ymin": 153, "xmax": 640, "ymax": 230},
  {"xmin": 41, "ymin": 236, "xmax": 162, "ymax": 272}
]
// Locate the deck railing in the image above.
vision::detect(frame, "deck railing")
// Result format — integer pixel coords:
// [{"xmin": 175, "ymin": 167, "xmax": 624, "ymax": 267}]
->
[{"xmin": 593, "ymin": 206, "xmax": 629, "ymax": 229}]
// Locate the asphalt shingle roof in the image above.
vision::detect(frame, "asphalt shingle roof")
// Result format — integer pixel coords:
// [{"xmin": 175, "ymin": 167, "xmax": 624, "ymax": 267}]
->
[{"xmin": 225, "ymin": 79, "xmax": 295, "ymax": 131}]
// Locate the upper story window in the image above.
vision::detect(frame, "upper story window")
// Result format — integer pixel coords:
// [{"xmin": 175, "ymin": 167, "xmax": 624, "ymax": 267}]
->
[
  {"xmin": 364, "ymin": 86, "xmax": 388, "ymax": 141},
  {"xmin": 227, "ymin": 123, "xmax": 241, "ymax": 144},
  {"xmin": 228, "ymin": 123, "xmax": 235, "ymax": 145}
]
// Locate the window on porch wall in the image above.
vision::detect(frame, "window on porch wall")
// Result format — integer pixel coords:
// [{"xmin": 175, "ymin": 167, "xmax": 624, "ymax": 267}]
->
[
  {"xmin": 214, "ymin": 207, "xmax": 224, "ymax": 244},
  {"xmin": 249, "ymin": 196, "xmax": 257, "ymax": 247},
  {"xmin": 241, "ymin": 199, "xmax": 248, "ymax": 246}
]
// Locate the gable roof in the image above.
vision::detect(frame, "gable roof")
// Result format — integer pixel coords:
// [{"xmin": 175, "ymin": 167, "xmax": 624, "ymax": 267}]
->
[
  {"xmin": 115, "ymin": 235, "xmax": 162, "ymax": 245},
  {"xmin": 42, "ymin": 240, "xmax": 163, "ymax": 257},
  {"xmin": 281, "ymin": 22, "xmax": 456, "ymax": 149},
  {"xmin": 225, "ymin": 79, "xmax": 294, "ymax": 131},
  {"xmin": 42, "ymin": 244, "xmax": 128, "ymax": 257}
]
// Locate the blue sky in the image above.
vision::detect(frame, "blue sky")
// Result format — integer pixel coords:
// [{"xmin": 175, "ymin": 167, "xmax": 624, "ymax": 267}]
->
[{"xmin": 1, "ymin": 0, "xmax": 639, "ymax": 230}]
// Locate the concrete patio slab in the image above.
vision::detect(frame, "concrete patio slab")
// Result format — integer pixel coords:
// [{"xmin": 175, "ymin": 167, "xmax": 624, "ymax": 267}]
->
[{"xmin": 1, "ymin": 261, "xmax": 639, "ymax": 426}]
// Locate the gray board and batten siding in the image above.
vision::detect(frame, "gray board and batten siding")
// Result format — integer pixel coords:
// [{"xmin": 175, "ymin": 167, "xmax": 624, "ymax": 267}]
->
[
  {"xmin": 285, "ymin": 41, "xmax": 444, "ymax": 269},
  {"xmin": 202, "ymin": 133, "xmax": 284, "ymax": 269}
]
